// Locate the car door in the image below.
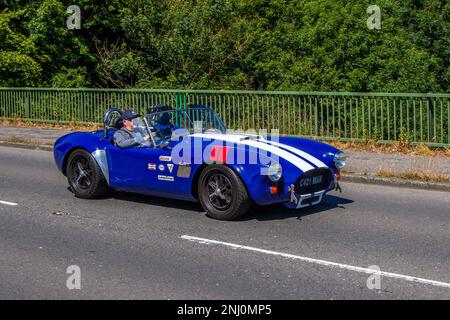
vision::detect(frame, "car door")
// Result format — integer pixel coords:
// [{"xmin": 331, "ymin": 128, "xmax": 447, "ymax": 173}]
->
[
  {"xmin": 143, "ymin": 146, "xmax": 189, "ymax": 198},
  {"xmin": 107, "ymin": 145, "xmax": 153, "ymax": 193},
  {"xmin": 106, "ymin": 143, "xmax": 191, "ymax": 198}
]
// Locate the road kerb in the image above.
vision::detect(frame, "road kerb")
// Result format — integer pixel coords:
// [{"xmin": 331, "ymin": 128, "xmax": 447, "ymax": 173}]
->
[
  {"xmin": 0, "ymin": 140, "xmax": 53, "ymax": 152},
  {"xmin": 343, "ymin": 174, "xmax": 450, "ymax": 192}
]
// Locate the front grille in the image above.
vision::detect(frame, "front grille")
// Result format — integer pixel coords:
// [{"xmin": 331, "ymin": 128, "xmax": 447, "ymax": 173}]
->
[{"xmin": 295, "ymin": 168, "xmax": 331, "ymax": 195}]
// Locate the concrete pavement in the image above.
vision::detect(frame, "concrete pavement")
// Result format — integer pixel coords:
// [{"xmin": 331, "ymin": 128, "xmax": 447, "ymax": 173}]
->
[
  {"xmin": 0, "ymin": 125, "xmax": 71, "ymax": 145},
  {"xmin": 0, "ymin": 145, "xmax": 449, "ymax": 299}
]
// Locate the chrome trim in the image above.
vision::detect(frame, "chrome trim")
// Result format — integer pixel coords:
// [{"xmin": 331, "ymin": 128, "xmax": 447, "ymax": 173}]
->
[
  {"xmin": 288, "ymin": 184, "xmax": 298, "ymax": 204},
  {"xmin": 92, "ymin": 149, "xmax": 110, "ymax": 185},
  {"xmin": 288, "ymin": 184, "xmax": 325, "ymax": 209},
  {"xmin": 143, "ymin": 116, "xmax": 156, "ymax": 147},
  {"xmin": 296, "ymin": 190, "xmax": 325, "ymax": 209},
  {"xmin": 333, "ymin": 152, "xmax": 347, "ymax": 169}
]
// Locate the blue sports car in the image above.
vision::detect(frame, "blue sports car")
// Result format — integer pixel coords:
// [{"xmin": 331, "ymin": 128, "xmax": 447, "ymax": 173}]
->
[{"xmin": 54, "ymin": 105, "xmax": 347, "ymax": 220}]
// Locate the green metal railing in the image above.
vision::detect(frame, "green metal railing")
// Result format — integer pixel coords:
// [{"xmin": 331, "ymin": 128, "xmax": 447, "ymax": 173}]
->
[{"xmin": 0, "ymin": 88, "xmax": 449, "ymax": 147}]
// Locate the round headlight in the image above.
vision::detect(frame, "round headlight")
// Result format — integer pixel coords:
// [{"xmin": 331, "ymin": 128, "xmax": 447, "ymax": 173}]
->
[
  {"xmin": 334, "ymin": 152, "xmax": 347, "ymax": 170},
  {"xmin": 267, "ymin": 162, "xmax": 282, "ymax": 182}
]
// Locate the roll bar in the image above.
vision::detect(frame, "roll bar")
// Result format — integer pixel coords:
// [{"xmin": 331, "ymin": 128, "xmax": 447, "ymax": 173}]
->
[{"xmin": 103, "ymin": 107, "xmax": 122, "ymax": 138}]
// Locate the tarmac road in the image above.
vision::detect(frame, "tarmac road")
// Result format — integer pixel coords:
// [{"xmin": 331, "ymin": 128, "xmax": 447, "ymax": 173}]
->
[{"xmin": 0, "ymin": 145, "xmax": 449, "ymax": 299}]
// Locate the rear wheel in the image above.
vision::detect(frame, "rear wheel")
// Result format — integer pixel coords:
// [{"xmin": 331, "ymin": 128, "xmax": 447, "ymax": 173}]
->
[
  {"xmin": 66, "ymin": 149, "xmax": 108, "ymax": 199},
  {"xmin": 198, "ymin": 165, "xmax": 251, "ymax": 220}
]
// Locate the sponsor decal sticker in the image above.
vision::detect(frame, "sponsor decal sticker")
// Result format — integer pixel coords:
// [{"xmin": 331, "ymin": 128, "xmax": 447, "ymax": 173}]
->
[
  {"xmin": 158, "ymin": 175, "xmax": 174, "ymax": 182},
  {"xmin": 159, "ymin": 155, "xmax": 172, "ymax": 162},
  {"xmin": 177, "ymin": 165, "xmax": 191, "ymax": 178},
  {"xmin": 158, "ymin": 164, "xmax": 165, "ymax": 171},
  {"xmin": 148, "ymin": 163, "xmax": 156, "ymax": 170},
  {"xmin": 167, "ymin": 163, "xmax": 174, "ymax": 173}
]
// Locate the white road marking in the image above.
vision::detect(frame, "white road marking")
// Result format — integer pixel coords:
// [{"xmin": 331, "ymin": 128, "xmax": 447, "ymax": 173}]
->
[
  {"xmin": 0, "ymin": 200, "xmax": 18, "ymax": 206},
  {"xmin": 181, "ymin": 235, "xmax": 450, "ymax": 289}
]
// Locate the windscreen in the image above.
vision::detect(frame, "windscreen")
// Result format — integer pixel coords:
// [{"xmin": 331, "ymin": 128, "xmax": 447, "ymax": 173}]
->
[{"xmin": 146, "ymin": 108, "xmax": 226, "ymax": 134}]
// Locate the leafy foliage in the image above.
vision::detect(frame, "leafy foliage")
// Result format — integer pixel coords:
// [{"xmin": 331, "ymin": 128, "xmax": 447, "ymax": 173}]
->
[{"xmin": 0, "ymin": 0, "xmax": 448, "ymax": 91}]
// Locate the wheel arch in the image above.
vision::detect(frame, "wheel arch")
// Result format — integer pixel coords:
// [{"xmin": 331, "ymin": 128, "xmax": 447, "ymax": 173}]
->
[
  {"xmin": 63, "ymin": 146, "xmax": 110, "ymax": 187},
  {"xmin": 191, "ymin": 163, "xmax": 208, "ymax": 200},
  {"xmin": 61, "ymin": 147, "xmax": 90, "ymax": 176},
  {"xmin": 191, "ymin": 163, "xmax": 254, "ymax": 203}
]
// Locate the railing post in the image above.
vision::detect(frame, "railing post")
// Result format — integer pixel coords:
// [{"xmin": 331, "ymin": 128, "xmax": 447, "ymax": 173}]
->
[
  {"xmin": 314, "ymin": 97, "xmax": 319, "ymax": 138},
  {"xmin": 427, "ymin": 95, "xmax": 434, "ymax": 142},
  {"xmin": 175, "ymin": 91, "xmax": 187, "ymax": 109},
  {"xmin": 175, "ymin": 92, "xmax": 180, "ymax": 109},
  {"xmin": 25, "ymin": 90, "xmax": 31, "ymax": 119}
]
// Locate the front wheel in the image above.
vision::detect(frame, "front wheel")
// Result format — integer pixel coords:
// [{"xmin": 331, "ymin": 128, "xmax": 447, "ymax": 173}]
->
[
  {"xmin": 198, "ymin": 165, "xmax": 252, "ymax": 220},
  {"xmin": 66, "ymin": 149, "xmax": 108, "ymax": 199}
]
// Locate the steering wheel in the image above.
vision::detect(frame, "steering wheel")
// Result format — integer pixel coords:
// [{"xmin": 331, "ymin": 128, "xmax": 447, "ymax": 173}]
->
[{"xmin": 154, "ymin": 124, "xmax": 172, "ymax": 139}]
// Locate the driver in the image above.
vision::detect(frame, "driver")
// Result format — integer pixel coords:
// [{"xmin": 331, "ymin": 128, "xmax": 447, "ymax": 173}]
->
[{"xmin": 113, "ymin": 109, "xmax": 152, "ymax": 148}]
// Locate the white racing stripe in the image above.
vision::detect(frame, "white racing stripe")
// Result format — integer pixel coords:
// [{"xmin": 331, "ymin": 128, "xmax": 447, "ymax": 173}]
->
[
  {"xmin": 191, "ymin": 133, "xmax": 315, "ymax": 172},
  {"xmin": 181, "ymin": 235, "xmax": 450, "ymax": 290},
  {"xmin": 263, "ymin": 140, "xmax": 327, "ymax": 168},
  {"xmin": 0, "ymin": 200, "xmax": 18, "ymax": 206},
  {"xmin": 243, "ymin": 139, "xmax": 314, "ymax": 172}
]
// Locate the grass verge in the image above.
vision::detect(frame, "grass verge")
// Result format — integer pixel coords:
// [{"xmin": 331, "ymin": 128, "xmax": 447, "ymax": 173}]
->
[
  {"xmin": 0, "ymin": 119, "xmax": 101, "ymax": 131},
  {"xmin": 329, "ymin": 140, "xmax": 450, "ymax": 157},
  {"xmin": 376, "ymin": 170, "xmax": 449, "ymax": 183}
]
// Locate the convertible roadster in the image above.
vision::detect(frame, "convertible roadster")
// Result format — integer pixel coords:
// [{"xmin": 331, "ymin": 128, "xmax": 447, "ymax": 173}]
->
[{"xmin": 54, "ymin": 105, "xmax": 346, "ymax": 220}]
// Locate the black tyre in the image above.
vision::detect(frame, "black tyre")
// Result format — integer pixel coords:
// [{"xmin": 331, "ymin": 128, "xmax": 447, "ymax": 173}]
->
[
  {"xmin": 198, "ymin": 165, "xmax": 251, "ymax": 220},
  {"xmin": 66, "ymin": 149, "xmax": 108, "ymax": 199}
]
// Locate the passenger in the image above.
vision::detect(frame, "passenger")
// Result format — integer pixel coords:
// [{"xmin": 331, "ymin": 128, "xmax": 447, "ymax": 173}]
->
[{"xmin": 154, "ymin": 111, "xmax": 174, "ymax": 138}]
